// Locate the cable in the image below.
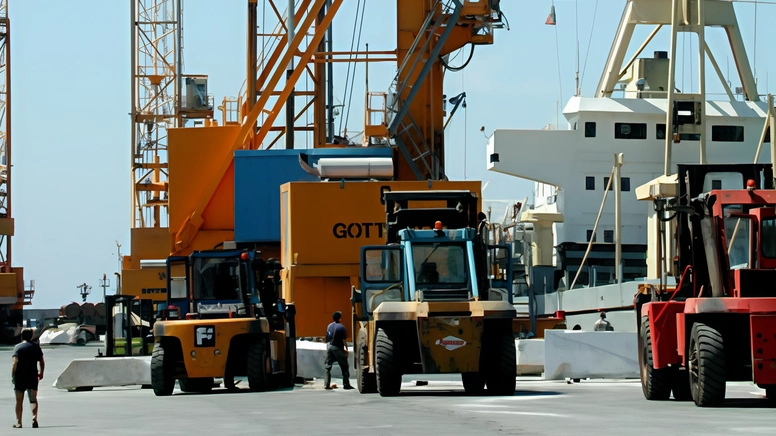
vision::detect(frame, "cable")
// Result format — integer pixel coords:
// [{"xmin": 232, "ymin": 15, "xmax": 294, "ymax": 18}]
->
[
  {"xmin": 580, "ymin": 0, "xmax": 598, "ymax": 90},
  {"xmin": 553, "ymin": 8, "xmax": 564, "ymax": 107},
  {"xmin": 754, "ymin": 0, "xmax": 758, "ymax": 85},
  {"xmin": 343, "ymin": 0, "xmax": 367, "ymax": 137},
  {"xmin": 568, "ymin": 167, "xmax": 615, "ymax": 292},
  {"xmin": 440, "ymin": 43, "xmax": 475, "ymax": 72},
  {"xmin": 463, "ymin": 69, "xmax": 467, "ymax": 180},
  {"xmin": 338, "ymin": 0, "xmax": 362, "ymax": 136}
]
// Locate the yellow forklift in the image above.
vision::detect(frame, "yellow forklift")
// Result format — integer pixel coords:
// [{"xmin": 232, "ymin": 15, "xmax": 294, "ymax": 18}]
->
[{"xmin": 151, "ymin": 248, "xmax": 296, "ymax": 395}]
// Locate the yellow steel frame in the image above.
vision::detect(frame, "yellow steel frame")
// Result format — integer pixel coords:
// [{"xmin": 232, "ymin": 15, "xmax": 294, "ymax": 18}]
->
[
  {"xmin": 0, "ymin": 1, "xmax": 31, "ymax": 309},
  {"xmin": 130, "ymin": 0, "xmax": 180, "ymax": 230},
  {"xmin": 0, "ymin": 0, "xmax": 11, "ymax": 273},
  {"xmin": 173, "ymin": 0, "xmax": 342, "ymax": 253}
]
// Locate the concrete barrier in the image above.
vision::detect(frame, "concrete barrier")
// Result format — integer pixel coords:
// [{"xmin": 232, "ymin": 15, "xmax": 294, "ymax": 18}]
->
[
  {"xmin": 296, "ymin": 341, "xmax": 352, "ymax": 379},
  {"xmin": 543, "ymin": 330, "xmax": 638, "ymax": 380},
  {"xmin": 54, "ymin": 357, "xmax": 151, "ymax": 390},
  {"xmin": 515, "ymin": 339, "xmax": 544, "ymax": 375},
  {"xmin": 54, "ymin": 341, "xmax": 354, "ymax": 390}
]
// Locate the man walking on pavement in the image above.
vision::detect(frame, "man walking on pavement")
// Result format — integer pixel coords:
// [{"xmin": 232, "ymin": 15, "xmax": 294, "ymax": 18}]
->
[
  {"xmin": 324, "ymin": 311, "xmax": 353, "ymax": 390},
  {"xmin": 11, "ymin": 328, "xmax": 44, "ymax": 428}
]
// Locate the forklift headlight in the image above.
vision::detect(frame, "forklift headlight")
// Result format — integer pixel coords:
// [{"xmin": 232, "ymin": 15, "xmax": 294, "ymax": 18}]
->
[
  {"xmin": 214, "ymin": 349, "xmax": 221, "ymax": 356},
  {"xmin": 190, "ymin": 350, "xmax": 197, "ymax": 358}
]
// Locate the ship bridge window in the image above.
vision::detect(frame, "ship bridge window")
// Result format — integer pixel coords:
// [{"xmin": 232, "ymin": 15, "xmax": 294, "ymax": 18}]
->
[
  {"xmin": 712, "ymin": 125, "xmax": 744, "ymax": 142},
  {"xmin": 603, "ymin": 176, "xmax": 631, "ymax": 191},
  {"xmin": 604, "ymin": 230, "xmax": 614, "ymax": 243},
  {"xmin": 585, "ymin": 122, "xmax": 596, "ymax": 137},
  {"xmin": 615, "ymin": 123, "xmax": 647, "ymax": 139},
  {"xmin": 586, "ymin": 176, "xmax": 595, "ymax": 190},
  {"xmin": 656, "ymin": 124, "xmax": 700, "ymax": 141}
]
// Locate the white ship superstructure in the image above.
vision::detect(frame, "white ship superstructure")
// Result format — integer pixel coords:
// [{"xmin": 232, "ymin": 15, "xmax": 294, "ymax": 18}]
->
[{"xmin": 485, "ymin": 0, "xmax": 772, "ymax": 331}]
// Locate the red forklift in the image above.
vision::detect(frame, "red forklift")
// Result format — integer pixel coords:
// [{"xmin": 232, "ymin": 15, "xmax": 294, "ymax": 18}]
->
[{"xmin": 635, "ymin": 164, "xmax": 776, "ymax": 407}]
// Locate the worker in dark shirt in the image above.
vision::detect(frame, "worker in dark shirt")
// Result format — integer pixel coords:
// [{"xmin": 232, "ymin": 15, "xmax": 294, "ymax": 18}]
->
[
  {"xmin": 323, "ymin": 311, "xmax": 353, "ymax": 390},
  {"xmin": 11, "ymin": 329, "xmax": 44, "ymax": 429}
]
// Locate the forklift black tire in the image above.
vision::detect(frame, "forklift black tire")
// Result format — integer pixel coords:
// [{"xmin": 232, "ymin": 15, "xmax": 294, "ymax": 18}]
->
[
  {"xmin": 485, "ymin": 334, "xmax": 516, "ymax": 396},
  {"xmin": 357, "ymin": 335, "xmax": 377, "ymax": 394},
  {"xmin": 282, "ymin": 337, "xmax": 297, "ymax": 388},
  {"xmin": 247, "ymin": 339, "xmax": 269, "ymax": 392},
  {"xmin": 151, "ymin": 342, "xmax": 175, "ymax": 396},
  {"xmin": 462, "ymin": 372, "xmax": 485, "ymax": 395},
  {"xmin": 375, "ymin": 328, "xmax": 401, "ymax": 397},
  {"xmin": 639, "ymin": 317, "xmax": 671, "ymax": 400},
  {"xmin": 766, "ymin": 387, "xmax": 775, "ymax": 402},
  {"xmin": 689, "ymin": 323, "xmax": 726, "ymax": 407},
  {"xmin": 179, "ymin": 377, "xmax": 214, "ymax": 393}
]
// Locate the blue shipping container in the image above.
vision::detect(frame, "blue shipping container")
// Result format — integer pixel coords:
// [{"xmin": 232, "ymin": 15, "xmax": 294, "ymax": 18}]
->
[{"xmin": 234, "ymin": 147, "xmax": 393, "ymax": 242}]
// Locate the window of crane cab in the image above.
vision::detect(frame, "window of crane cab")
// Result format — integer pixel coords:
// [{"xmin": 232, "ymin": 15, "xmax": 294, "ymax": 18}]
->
[
  {"xmin": 192, "ymin": 257, "xmax": 243, "ymax": 300},
  {"xmin": 762, "ymin": 218, "xmax": 776, "ymax": 258},
  {"xmin": 723, "ymin": 207, "xmax": 752, "ymax": 270},
  {"xmin": 363, "ymin": 249, "xmax": 401, "ymax": 283}
]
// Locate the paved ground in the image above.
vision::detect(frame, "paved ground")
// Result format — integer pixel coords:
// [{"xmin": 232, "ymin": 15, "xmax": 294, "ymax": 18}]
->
[{"xmin": 0, "ymin": 345, "xmax": 773, "ymax": 435}]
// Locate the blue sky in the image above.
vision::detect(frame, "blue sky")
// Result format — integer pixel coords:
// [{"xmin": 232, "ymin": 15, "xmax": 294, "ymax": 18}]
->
[{"xmin": 9, "ymin": 0, "xmax": 776, "ymax": 308}]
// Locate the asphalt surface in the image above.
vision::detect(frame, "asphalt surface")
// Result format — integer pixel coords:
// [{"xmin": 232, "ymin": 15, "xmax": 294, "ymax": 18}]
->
[{"xmin": 0, "ymin": 345, "xmax": 774, "ymax": 435}]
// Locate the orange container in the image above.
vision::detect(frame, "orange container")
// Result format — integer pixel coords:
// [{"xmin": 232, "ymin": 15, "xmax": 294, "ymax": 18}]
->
[{"xmin": 280, "ymin": 180, "xmax": 481, "ymax": 338}]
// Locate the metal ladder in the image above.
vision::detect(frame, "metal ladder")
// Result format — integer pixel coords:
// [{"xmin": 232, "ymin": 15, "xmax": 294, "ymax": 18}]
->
[{"xmin": 388, "ymin": 0, "xmax": 462, "ymax": 180}]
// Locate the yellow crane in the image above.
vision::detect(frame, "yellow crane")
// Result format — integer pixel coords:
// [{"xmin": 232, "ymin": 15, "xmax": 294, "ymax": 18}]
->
[
  {"xmin": 120, "ymin": 1, "xmax": 506, "ymax": 339},
  {"xmin": 0, "ymin": 0, "xmax": 34, "ymax": 343}
]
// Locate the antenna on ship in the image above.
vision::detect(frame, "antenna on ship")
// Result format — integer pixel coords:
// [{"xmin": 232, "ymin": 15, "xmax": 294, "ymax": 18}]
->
[{"xmin": 575, "ymin": 0, "xmax": 580, "ymax": 97}]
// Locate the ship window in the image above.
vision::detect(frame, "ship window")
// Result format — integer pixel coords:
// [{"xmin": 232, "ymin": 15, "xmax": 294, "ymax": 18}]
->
[
  {"xmin": 656, "ymin": 124, "xmax": 700, "ymax": 141},
  {"xmin": 766, "ymin": 129, "xmax": 771, "ymax": 143},
  {"xmin": 585, "ymin": 122, "xmax": 596, "ymax": 138},
  {"xmin": 712, "ymin": 180, "xmax": 722, "ymax": 190},
  {"xmin": 603, "ymin": 177, "xmax": 630, "ymax": 191},
  {"xmin": 656, "ymin": 124, "xmax": 666, "ymax": 139},
  {"xmin": 586, "ymin": 230, "xmax": 597, "ymax": 243},
  {"xmin": 615, "ymin": 123, "xmax": 647, "ymax": 139},
  {"xmin": 712, "ymin": 125, "xmax": 744, "ymax": 142},
  {"xmin": 586, "ymin": 176, "xmax": 595, "ymax": 190},
  {"xmin": 604, "ymin": 230, "xmax": 614, "ymax": 243}
]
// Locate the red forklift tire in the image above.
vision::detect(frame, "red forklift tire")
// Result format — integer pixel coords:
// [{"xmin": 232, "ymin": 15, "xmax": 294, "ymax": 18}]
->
[
  {"xmin": 151, "ymin": 343, "xmax": 175, "ymax": 396},
  {"xmin": 375, "ymin": 328, "xmax": 401, "ymax": 397},
  {"xmin": 247, "ymin": 340, "xmax": 269, "ymax": 392},
  {"xmin": 689, "ymin": 323, "xmax": 726, "ymax": 407},
  {"xmin": 639, "ymin": 317, "xmax": 671, "ymax": 400}
]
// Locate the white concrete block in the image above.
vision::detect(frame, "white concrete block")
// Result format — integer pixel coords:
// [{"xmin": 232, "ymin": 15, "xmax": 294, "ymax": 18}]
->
[
  {"xmin": 54, "ymin": 357, "xmax": 152, "ymax": 390},
  {"xmin": 296, "ymin": 341, "xmax": 353, "ymax": 379},
  {"xmin": 515, "ymin": 339, "xmax": 544, "ymax": 375},
  {"xmin": 544, "ymin": 331, "xmax": 638, "ymax": 380}
]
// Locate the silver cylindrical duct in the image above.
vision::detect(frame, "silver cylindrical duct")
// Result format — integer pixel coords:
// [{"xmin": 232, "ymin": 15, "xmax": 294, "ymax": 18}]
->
[
  {"xmin": 140, "ymin": 259, "xmax": 167, "ymax": 269},
  {"xmin": 317, "ymin": 157, "xmax": 394, "ymax": 179}
]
